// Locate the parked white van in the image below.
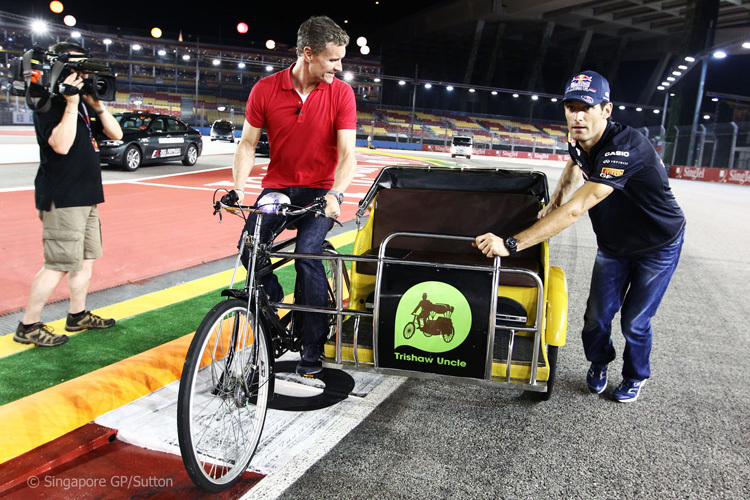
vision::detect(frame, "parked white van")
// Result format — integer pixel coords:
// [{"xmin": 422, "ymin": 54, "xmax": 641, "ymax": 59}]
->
[{"xmin": 450, "ymin": 135, "xmax": 473, "ymax": 159}]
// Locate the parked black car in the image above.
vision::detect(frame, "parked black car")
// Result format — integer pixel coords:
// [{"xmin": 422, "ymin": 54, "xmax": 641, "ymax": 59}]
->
[
  {"xmin": 99, "ymin": 112, "xmax": 203, "ymax": 171},
  {"xmin": 210, "ymin": 120, "xmax": 235, "ymax": 142},
  {"xmin": 256, "ymin": 131, "xmax": 270, "ymax": 156}
]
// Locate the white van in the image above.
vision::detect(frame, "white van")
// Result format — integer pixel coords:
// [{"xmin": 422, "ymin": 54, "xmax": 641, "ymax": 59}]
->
[{"xmin": 450, "ymin": 135, "xmax": 473, "ymax": 159}]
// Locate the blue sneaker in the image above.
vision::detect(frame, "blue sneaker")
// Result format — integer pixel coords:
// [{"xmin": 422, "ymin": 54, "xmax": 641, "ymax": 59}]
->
[
  {"xmin": 613, "ymin": 379, "xmax": 647, "ymax": 403},
  {"xmin": 296, "ymin": 345, "xmax": 323, "ymax": 377},
  {"xmin": 586, "ymin": 363, "xmax": 608, "ymax": 394}
]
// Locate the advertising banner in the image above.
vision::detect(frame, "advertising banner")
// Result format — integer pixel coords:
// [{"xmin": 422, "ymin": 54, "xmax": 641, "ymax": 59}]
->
[
  {"xmin": 376, "ymin": 262, "xmax": 494, "ymax": 379},
  {"xmin": 670, "ymin": 165, "xmax": 750, "ymax": 186}
]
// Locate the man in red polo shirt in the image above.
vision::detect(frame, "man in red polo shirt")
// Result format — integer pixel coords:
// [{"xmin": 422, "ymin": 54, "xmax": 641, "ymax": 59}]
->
[{"xmin": 230, "ymin": 15, "xmax": 357, "ymax": 376}]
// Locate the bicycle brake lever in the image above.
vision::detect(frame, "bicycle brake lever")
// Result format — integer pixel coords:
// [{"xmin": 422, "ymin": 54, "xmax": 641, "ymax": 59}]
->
[{"xmin": 213, "ymin": 201, "xmax": 223, "ymax": 222}]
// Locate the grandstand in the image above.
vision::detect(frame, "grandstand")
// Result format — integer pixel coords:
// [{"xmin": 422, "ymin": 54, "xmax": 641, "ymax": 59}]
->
[{"xmin": 0, "ymin": 12, "xmax": 568, "ymax": 153}]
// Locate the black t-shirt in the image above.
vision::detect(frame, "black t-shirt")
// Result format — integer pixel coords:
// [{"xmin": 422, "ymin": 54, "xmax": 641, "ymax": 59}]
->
[
  {"xmin": 567, "ymin": 121, "xmax": 686, "ymax": 257},
  {"xmin": 33, "ymin": 96, "xmax": 105, "ymax": 210}
]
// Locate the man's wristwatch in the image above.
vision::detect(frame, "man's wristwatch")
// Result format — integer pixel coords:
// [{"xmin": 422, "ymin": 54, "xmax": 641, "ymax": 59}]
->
[
  {"xmin": 327, "ymin": 190, "xmax": 344, "ymax": 204},
  {"xmin": 504, "ymin": 236, "xmax": 518, "ymax": 256}
]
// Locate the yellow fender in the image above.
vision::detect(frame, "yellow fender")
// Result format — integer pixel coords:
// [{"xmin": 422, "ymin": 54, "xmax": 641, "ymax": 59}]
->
[{"xmin": 545, "ymin": 266, "xmax": 568, "ymax": 346}]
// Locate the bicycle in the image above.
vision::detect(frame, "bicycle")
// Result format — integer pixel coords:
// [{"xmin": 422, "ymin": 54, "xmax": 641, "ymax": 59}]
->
[{"xmin": 176, "ymin": 190, "xmax": 347, "ymax": 492}]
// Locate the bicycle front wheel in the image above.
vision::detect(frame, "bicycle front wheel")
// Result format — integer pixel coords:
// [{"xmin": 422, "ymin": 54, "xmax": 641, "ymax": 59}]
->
[{"xmin": 177, "ymin": 299, "xmax": 271, "ymax": 492}]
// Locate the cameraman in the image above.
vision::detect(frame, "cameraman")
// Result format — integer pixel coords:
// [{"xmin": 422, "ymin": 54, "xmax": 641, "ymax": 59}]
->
[{"xmin": 15, "ymin": 42, "xmax": 122, "ymax": 347}]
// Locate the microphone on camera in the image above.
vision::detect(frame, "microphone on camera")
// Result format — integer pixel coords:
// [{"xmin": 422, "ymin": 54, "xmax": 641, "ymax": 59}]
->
[{"xmin": 71, "ymin": 61, "xmax": 110, "ymax": 73}]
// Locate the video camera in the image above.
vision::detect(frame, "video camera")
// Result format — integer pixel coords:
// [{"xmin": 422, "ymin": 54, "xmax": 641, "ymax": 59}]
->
[{"xmin": 9, "ymin": 46, "xmax": 116, "ymax": 113}]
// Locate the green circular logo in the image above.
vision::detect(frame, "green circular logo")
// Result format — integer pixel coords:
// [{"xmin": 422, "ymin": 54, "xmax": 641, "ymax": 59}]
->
[{"xmin": 395, "ymin": 281, "xmax": 472, "ymax": 353}]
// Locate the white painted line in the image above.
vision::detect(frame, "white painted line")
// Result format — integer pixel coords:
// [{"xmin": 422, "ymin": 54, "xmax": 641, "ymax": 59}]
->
[{"xmin": 239, "ymin": 375, "xmax": 406, "ymax": 500}]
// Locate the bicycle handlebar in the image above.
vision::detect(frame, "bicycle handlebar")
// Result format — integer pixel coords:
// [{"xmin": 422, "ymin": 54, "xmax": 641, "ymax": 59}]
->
[{"xmin": 212, "ymin": 190, "xmax": 342, "ymax": 226}]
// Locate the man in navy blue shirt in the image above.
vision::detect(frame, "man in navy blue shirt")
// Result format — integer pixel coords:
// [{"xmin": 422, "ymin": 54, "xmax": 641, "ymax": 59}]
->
[{"xmin": 475, "ymin": 70, "xmax": 685, "ymax": 402}]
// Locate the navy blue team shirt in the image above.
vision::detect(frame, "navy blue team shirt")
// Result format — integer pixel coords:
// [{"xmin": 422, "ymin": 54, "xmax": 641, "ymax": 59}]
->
[{"xmin": 567, "ymin": 121, "xmax": 686, "ymax": 257}]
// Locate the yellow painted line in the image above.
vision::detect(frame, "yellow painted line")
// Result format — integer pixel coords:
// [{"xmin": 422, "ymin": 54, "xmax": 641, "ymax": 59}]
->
[
  {"xmin": 0, "ymin": 230, "xmax": 357, "ymax": 359},
  {"xmin": 357, "ymin": 148, "xmax": 454, "ymax": 166}
]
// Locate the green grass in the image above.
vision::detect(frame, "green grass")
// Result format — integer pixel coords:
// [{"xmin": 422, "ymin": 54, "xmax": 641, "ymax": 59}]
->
[{"xmin": 0, "ymin": 242, "xmax": 353, "ymax": 406}]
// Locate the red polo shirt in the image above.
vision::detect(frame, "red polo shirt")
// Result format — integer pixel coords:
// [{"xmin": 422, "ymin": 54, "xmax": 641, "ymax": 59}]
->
[{"xmin": 245, "ymin": 64, "xmax": 357, "ymax": 189}]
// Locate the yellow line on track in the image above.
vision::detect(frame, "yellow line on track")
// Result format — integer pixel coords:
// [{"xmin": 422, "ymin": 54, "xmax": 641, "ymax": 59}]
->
[{"xmin": 0, "ymin": 231, "xmax": 356, "ymax": 359}]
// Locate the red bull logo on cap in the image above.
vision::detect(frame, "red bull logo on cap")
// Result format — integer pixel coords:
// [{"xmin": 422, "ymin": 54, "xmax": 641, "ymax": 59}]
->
[{"xmin": 568, "ymin": 74, "xmax": 596, "ymax": 94}]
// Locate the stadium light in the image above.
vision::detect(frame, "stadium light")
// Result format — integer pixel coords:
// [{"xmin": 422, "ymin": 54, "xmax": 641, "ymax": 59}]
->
[
  {"xmin": 357, "ymin": 36, "xmax": 367, "ymax": 47},
  {"xmin": 266, "ymin": 40, "xmax": 275, "ymax": 50},
  {"xmin": 31, "ymin": 20, "xmax": 48, "ymax": 34},
  {"xmin": 238, "ymin": 62, "xmax": 246, "ymax": 68},
  {"xmin": 49, "ymin": 1, "xmax": 64, "ymax": 14},
  {"xmin": 151, "ymin": 27, "xmax": 162, "ymax": 39},
  {"xmin": 446, "ymin": 86, "xmax": 454, "ymax": 91},
  {"xmin": 63, "ymin": 15, "xmax": 76, "ymax": 27},
  {"xmin": 713, "ymin": 50, "xmax": 727, "ymax": 59},
  {"xmin": 360, "ymin": 46, "xmax": 370, "ymax": 55},
  {"xmin": 212, "ymin": 58, "xmax": 220, "ymax": 65}
]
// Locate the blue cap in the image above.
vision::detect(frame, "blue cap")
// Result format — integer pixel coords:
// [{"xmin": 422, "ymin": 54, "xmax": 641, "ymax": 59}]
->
[{"xmin": 563, "ymin": 70, "xmax": 611, "ymax": 105}]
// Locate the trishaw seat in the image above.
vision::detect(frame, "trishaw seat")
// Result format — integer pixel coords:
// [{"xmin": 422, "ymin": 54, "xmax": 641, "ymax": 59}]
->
[{"xmin": 356, "ymin": 187, "xmax": 542, "ymax": 287}]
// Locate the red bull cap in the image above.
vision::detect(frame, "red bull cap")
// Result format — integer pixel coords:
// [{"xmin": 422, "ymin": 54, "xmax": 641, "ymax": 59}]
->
[{"xmin": 563, "ymin": 70, "xmax": 611, "ymax": 105}]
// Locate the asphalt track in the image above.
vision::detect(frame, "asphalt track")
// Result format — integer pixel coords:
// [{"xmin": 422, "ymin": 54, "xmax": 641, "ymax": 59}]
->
[{"xmin": 1, "ymin": 131, "xmax": 749, "ymax": 499}]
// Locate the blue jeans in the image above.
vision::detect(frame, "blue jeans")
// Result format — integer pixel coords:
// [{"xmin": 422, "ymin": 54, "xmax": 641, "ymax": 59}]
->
[
  {"xmin": 582, "ymin": 229, "xmax": 684, "ymax": 381},
  {"xmin": 240, "ymin": 187, "xmax": 332, "ymax": 349}
]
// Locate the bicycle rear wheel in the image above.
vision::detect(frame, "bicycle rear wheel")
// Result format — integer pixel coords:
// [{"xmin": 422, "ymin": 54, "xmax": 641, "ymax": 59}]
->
[
  {"xmin": 177, "ymin": 299, "xmax": 271, "ymax": 492},
  {"xmin": 322, "ymin": 241, "xmax": 349, "ymax": 338}
]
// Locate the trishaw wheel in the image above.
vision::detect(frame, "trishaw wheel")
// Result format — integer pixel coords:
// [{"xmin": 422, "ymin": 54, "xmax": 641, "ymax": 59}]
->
[
  {"xmin": 443, "ymin": 326, "xmax": 455, "ymax": 343},
  {"xmin": 540, "ymin": 345, "xmax": 559, "ymax": 401},
  {"xmin": 403, "ymin": 322, "xmax": 415, "ymax": 339}
]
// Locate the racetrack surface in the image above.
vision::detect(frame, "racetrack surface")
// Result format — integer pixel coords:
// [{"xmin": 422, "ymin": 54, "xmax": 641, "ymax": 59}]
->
[{"xmin": 1, "ymin": 135, "xmax": 748, "ymax": 498}]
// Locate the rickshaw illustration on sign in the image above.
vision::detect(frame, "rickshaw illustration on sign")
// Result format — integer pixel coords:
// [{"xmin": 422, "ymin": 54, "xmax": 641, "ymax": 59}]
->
[{"xmin": 404, "ymin": 293, "xmax": 456, "ymax": 343}]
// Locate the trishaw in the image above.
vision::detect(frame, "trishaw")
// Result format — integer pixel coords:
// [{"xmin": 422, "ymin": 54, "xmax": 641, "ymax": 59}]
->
[{"xmin": 176, "ymin": 165, "xmax": 569, "ymax": 492}]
